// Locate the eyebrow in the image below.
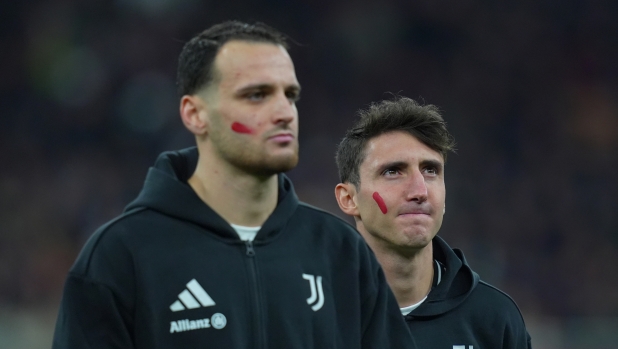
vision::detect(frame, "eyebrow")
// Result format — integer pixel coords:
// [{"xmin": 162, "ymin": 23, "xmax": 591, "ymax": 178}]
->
[
  {"xmin": 236, "ymin": 83, "xmax": 301, "ymax": 94},
  {"xmin": 236, "ymin": 84, "xmax": 273, "ymax": 94},
  {"xmin": 375, "ymin": 159, "xmax": 444, "ymax": 174},
  {"xmin": 288, "ymin": 85, "xmax": 301, "ymax": 94}
]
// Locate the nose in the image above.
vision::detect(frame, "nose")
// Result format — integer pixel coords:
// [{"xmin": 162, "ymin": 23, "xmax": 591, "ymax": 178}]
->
[
  {"xmin": 406, "ymin": 170, "xmax": 428, "ymax": 203},
  {"xmin": 271, "ymin": 91, "xmax": 296, "ymax": 125}
]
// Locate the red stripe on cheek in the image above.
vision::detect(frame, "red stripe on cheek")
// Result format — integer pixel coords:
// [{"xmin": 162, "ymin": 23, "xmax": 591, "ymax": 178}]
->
[
  {"xmin": 372, "ymin": 192, "xmax": 388, "ymax": 214},
  {"xmin": 231, "ymin": 122, "xmax": 253, "ymax": 134}
]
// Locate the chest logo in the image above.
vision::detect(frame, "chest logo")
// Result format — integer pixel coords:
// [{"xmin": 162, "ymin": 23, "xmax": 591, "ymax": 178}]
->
[
  {"xmin": 170, "ymin": 279, "xmax": 216, "ymax": 312},
  {"xmin": 302, "ymin": 273, "xmax": 324, "ymax": 311},
  {"xmin": 453, "ymin": 346, "xmax": 473, "ymax": 349},
  {"xmin": 170, "ymin": 313, "xmax": 227, "ymax": 333}
]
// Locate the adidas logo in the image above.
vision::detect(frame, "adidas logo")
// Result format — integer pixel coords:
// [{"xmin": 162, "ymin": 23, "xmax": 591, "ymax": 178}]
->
[{"xmin": 170, "ymin": 279, "xmax": 215, "ymax": 312}]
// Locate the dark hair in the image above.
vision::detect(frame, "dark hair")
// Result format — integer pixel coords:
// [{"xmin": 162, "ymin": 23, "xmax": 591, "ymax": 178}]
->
[
  {"xmin": 336, "ymin": 96, "xmax": 456, "ymax": 186},
  {"xmin": 176, "ymin": 21, "xmax": 289, "ymax": 97}
]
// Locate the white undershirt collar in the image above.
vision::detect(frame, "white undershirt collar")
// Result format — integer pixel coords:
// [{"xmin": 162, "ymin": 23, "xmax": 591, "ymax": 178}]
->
[{"xmin": 230, "ymin": 224, "xmax": 261, "ymax": 241}]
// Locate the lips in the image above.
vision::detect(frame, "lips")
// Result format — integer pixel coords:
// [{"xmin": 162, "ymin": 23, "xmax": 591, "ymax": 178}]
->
[
  {"xmin": 268, "ymin": 133, "xmax": 295, "ymax": 143},
  {"xmin": 397, "ymin": 207, "xmax": 431, "ymax": 216}
]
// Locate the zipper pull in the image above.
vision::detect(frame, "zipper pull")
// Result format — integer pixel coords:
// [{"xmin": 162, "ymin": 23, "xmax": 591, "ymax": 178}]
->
[{"xmin": 245, "ymin": 240, "xmax": 255, "ymax": 257}]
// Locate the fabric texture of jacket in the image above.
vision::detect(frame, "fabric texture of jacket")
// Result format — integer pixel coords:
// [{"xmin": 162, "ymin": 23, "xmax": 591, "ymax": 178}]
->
[
  {"xmin": 406, "ymin": 236, "xmax": 532, "ymax": 348},
  {"xmin": 52, "ymin": 147, "xmax": 416, "ymax": 349}
]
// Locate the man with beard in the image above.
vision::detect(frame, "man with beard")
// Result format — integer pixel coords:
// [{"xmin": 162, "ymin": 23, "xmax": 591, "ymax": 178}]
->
[{"xmin": 51, "ymin": 21, "xmax": 415, "ymax": 349}]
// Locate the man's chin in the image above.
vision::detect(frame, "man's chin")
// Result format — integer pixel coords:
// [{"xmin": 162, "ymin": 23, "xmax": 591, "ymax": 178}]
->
[
  {"xmin": 400, "ymin": 232, "xmax": 434, "ymax": 249},
  {"xmin": 247, "ymin": 156, "xmax": 299, "ymax": 176}
]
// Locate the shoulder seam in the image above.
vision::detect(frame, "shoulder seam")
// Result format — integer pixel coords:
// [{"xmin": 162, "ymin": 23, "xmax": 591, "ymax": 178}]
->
[
  {"xmin": 64, "ymin": 272, "xmax": 133, "ymax": 314},
  {"xmin": 297, "ymin": 202, "xmax": 356, "ymax": 228},
  {"xmin": 477, "ymin": 280, "xmax": 528, "ymax": 324},
  {"xmin": 79, "ymin": 207, "xmax": 147, "ymax": 275}
]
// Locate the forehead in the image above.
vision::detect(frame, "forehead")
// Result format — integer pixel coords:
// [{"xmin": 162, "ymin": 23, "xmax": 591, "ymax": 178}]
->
[
  {"xmin": 360, "ymin": 131, "xmax": 444, "ymax": 170},
  {"xmin": 213, "ymin": 40, "xmax": 297, "ymax": 87}
]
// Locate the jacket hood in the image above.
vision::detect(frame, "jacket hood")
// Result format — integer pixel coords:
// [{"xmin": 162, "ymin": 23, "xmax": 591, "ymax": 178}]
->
[
  {"xmin": 124, "ymin": 147, "xmax": 299, "ymax": 241},
  {"xmin": 408, "ymin": 236, "xmax": 479, "ymax": 317}
]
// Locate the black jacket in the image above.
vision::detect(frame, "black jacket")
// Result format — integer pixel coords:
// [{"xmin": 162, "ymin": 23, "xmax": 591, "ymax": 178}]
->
[
  {"xmin": 406, "ymin": 236, "xmax": 532, "ymax": 348},
  {"xmin": 52, "ymin": 147, "xmax": 416, "ymax": 349}
]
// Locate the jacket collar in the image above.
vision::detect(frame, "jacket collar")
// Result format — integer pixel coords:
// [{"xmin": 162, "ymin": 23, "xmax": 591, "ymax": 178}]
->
[
  {"xmin": 408, "ymin": 235, "xmax": 479, "ymax": 317},
  {"xmin": 125, "ymin": 147, "xmax": 299, "ymax": 242}
]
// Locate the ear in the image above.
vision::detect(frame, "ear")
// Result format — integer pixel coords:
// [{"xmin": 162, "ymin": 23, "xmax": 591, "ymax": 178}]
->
[
  {"xmin": 335, "ymin": 183, "xmax": 360, "ymax": 217},
  {"xmin": 180, "ymin": 95, "xmax": 209, "ymax": 135}
]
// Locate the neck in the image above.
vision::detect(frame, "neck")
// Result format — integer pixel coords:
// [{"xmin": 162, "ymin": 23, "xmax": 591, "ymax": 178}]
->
[
  {"xmin": 361, "ymin": 228, "xmax": 434, "ymax": 308},
  {"xmin": 188, "ymin": 144, "xmax": 278, "ymax": 227}
]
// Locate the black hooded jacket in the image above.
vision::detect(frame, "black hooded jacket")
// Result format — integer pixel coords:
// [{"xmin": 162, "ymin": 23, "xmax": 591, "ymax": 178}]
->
[
  {"xmin": 52, "ymin": 147, "xmax": 416, "ymax": 349},
  {"xmin": 406, "ymin": 236, "xmax": 532, "ymax": 348}
]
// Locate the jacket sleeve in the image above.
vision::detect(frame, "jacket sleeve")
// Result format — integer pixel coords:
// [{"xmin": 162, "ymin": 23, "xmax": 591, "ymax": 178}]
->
[
  {"xmin": 360, "ymin": 248, "xmax": 418, "ymax": 349},
  {"xmin": 52, "ymin": 222, "xmax": 136, "ymax": 349},
  {"xmin": 502, "ymin": 302, "xmax": 533, "ymax": 349},
  {"xmin": 504, "ymin": 321, "xmax": 532, "ymax": 349},
  {"xmin": 52, "ymin": 274, "xmax": 135, "ymax": 349}
]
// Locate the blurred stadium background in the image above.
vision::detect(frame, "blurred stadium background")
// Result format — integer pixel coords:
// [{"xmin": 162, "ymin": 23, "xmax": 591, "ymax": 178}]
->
[{"xmin": 1, "ymin": 0, "xmax": 617, "ymax": 348}]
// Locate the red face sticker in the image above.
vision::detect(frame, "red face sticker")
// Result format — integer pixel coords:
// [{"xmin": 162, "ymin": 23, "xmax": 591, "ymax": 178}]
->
[
  {"xmin": 372, "ymin": 192, "xmax": 387, "ymax": 214},
  {"xmin": 231, "ymin": 122, "xmax": 253, "ymax": 134}
]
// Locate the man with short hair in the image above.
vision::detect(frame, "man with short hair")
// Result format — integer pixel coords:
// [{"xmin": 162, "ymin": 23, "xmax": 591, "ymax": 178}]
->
[
  {"xmin": 52, "ymin": 21, "xmax": 416, "ymax": 349},
  {"xmin": 335, "ymin": 96, "xmax": 532, "ymax": 348}
]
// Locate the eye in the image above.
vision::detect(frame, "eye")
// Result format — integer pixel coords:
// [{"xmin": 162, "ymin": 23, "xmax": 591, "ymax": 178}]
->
[
  {"xmin": 246, "ymin": 91, "xmax": 266, "ymax": 101},
  {"xmin": 382, "ymin": 168, "xmax": 400, "ymax": 177},
  {"xmin": 286, "ymin": 90, "xmax": 300, "ymax": 102},
  {"xmin": 423, "ymin": 166, "xmax": 439, "ymax": 176}
]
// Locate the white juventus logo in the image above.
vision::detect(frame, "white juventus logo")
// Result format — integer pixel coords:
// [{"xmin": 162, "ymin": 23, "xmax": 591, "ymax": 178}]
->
[
  {"xmin": 453, "ymin": 346, "xmax": 473, "ymax": 349},
  {"xmin": 302, "ymin": 273, "xmax": 324, "ymax": 311}
]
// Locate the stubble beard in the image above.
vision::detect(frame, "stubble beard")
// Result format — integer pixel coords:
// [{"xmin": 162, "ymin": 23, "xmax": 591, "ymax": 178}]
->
[
  {"xmin": 241, "ymin": 148, "xmax": 299, "ymax": 177},
  {"xmin": 207, "ymin": 110, "xmax": 299, "ymax": 177},
  {"xmin": 215, "ymin": 136, "xmax": 299, "ymax": 177}
]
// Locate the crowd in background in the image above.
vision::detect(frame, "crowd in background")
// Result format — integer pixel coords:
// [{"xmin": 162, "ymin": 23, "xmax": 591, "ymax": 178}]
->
[{"xmin": 1, "ymin": 0, "xmax": 617, "ymax": 347}]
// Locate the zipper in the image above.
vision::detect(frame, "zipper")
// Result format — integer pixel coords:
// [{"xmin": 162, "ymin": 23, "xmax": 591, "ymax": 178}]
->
[
  {"xmin": 244, "ymin": 240, "xmax": 264, "ymax": 348},
  {"xmin": 245, "ymin": 240, "xmax": 255, "ymax": 257}
]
